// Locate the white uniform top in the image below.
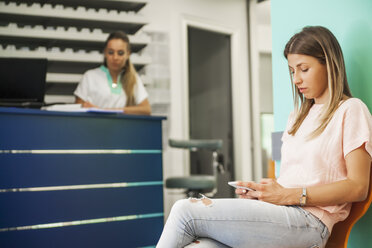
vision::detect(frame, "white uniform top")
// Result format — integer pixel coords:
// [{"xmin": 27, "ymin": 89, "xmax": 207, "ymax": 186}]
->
[{"xmin": 74, "ymin": 66, "xmax": 148, "ymax": 109}]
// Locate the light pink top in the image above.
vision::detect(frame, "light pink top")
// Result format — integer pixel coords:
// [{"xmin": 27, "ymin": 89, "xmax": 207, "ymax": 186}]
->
[{"xmin": 277, "ymin": 98, "xmax": 372, "ymax": 232}]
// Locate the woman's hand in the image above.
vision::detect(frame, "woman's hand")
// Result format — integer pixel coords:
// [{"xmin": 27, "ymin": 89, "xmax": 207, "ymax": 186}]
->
[
  {"xmin": 81, "ymin": 101, "xmax": 98, "ymax": 108},
  {"xmin": 235, "ymin": 179, "xmax": 292, "ymax": 205},
  {"xmin": 75, "ymin": 97, "xmax": 99, "ymax": 109},
  {"xmin": 235, "ymin": 182, "xmax": 257, "ymax": 200}
]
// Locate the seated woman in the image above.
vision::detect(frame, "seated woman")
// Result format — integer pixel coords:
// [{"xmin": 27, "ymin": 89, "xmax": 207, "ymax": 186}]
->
[
  {"xmin": 156, "ymin": 26, "xmax": 372, "ymax": 248},
  {"xmin": 74, "ymin": 31, "xmax": 151, "ymax": 115}
]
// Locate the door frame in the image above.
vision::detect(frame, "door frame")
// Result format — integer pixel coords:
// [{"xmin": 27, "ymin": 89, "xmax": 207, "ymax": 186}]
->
[{"xmin": 180, "ymin": 15, "xmax": 253, "ymax": 181}]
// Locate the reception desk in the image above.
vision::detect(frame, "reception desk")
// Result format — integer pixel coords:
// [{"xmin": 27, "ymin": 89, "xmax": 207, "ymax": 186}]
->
[{"xmin": 0, "ymin": 107, "xmax": 166, "ymax": 247}]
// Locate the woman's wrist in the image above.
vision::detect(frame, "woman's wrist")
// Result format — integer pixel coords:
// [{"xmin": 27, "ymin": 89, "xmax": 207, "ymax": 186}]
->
[{"xmin": 283, "ymin": 188, "xmax": 303, "ymax": 205}]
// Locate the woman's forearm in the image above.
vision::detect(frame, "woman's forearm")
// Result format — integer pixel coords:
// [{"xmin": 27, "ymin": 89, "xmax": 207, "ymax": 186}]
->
[
  {"xmin": 282, "ymin": 178, "xmax": 369, "ymax": 206},
  {"xmin": 77, "ymin": 96, "xmax": 151, "ymax": 115},
  {"xmin": 123, "ymin": 105, "xmax": 151, "ymax": 115},
  {"xmin": 283, "ymin": 147, "xmax": 371, "ymax": 206},
  {"xmin": 242, "ymin": 146, "xmax": 371, "ymax": 206},
  {"xmin": 123, "ymin": 99, "xmax": 151, "ymax": 115}
]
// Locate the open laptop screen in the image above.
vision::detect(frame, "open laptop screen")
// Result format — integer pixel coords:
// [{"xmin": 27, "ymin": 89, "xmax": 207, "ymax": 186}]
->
[{"xmin": 0, "ymin": 58, "xmax": 47, "ymax": 107}]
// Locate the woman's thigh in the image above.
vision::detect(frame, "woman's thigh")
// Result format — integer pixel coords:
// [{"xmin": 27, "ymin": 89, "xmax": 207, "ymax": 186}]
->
[{"xmin": 173, "ymin": 198, "xmax": 328, "ymax": 248}]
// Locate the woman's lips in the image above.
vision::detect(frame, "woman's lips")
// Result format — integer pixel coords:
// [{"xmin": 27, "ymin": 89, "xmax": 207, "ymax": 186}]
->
[{"xmin": 298, "ymin": 87, "xmax": 307, "ymax": 93}]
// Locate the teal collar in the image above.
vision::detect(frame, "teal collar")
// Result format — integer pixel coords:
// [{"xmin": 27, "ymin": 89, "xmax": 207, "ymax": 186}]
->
[{"xmin": 100, "ymin": 65, "xmax": 123, "ymax": 94}]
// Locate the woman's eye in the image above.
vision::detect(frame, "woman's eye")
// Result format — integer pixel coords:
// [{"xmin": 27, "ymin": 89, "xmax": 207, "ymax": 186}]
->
[
  {"xmin": 301, "ymin": 68, "xmax": 309, "ymax": 72},
  {"xmin": 107, "ymin": 50, "xmax": 114, "ymax": 55},
  {"xmin": 117, "ymin": 51, "xmax": 125, "ymax": 56}
]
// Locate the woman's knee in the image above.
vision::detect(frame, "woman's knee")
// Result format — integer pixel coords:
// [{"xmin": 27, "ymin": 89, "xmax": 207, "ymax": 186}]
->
[{"xmin": 170, "ymin": 199, "xmax": 190, "ymax": 216}]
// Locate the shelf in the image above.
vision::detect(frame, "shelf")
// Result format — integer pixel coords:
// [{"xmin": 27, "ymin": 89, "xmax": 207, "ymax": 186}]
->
[
  {"xmin": 44, "ymin": 76, "xmax": 79, "ymax": 101},
  {"xmin": 0, "ymin": 47, "xmax": 150, "ymax": 73},
  {"xmin": 0, "ymin": 2, "xmax": 147, "ymax": 34},
  {"xmin": 46, "ymin": 73, "xmax": 82, "ymax": 83},
  {"xmin": 0, "ymin": 46, "xmax": 151, "ymax": 64},
  {"xmin": 5, "ymin": 0, "xmax": 147, "ymax": 13},
  {"xmin": 44, "ymin": 94, "xmax": 75, "ymax": 104},
  {"xmin": 45, "ymin": 82, "xmax": 76, "ymax": 95},
  {"xmin": 0, "ymin": 24, "xmax": 150, "ymax": 52}
]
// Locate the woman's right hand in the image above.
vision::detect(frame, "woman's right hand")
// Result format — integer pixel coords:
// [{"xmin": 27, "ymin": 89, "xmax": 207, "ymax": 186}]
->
[
  {"xmin": 235, "ymin": 181, "xmax": 258, "ymax": 200},
  {"xmin": 76, "ymin": 96, "xmax": 98, "ymax": 108},
  {"xmin": 81, "ymin": 101, "xmax": 98, "ymax": 108}
]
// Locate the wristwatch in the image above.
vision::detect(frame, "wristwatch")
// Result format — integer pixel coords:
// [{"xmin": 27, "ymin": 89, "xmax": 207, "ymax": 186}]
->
[{"xmin": 300, "ymin": 188, "xmax": 307, "ymax": 206}]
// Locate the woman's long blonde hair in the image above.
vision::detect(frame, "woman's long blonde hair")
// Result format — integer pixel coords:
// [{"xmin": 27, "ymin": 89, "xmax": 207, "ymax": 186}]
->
[
  {"xmin": 103, "ymin": 31, "xmax": 137, "ymax": 106},
  {"xmin": 283, "ymin": 26, "xmax": 352, "ymax": 138}
]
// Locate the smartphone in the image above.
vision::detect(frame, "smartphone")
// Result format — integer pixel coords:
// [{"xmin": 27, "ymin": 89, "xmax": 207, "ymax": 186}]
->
[{"xmin": 228, "ymin": 181, "xmax": 255, "ymax": 191}]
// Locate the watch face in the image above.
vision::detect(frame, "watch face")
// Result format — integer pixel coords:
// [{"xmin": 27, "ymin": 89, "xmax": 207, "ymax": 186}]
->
[{"xmin": 300, "ymin": 188, "xmax": 307, "ymax": 206}]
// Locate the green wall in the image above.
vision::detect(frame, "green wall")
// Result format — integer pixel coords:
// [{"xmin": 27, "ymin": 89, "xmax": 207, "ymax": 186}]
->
[{"xmin": 271, "ymin": 0, "xmax": 372, "ymax": 246}]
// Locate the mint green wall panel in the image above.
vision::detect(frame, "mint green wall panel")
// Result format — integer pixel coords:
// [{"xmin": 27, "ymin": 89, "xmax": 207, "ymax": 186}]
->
[{"xmin": 271, "ymin": 0, "xmax": 372, "ymax": 246}]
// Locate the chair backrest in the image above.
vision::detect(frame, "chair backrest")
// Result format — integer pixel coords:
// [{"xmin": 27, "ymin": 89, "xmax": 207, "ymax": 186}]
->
[
  {"xmin": 325, "ymin": 165, "xmax": 372, "ymax": 248},
  {"xmin": 169, "ymin": 138, "xmax": 223, "ymax": 175},
  {"xmin": 169, "ymin": 139, "xmax": 223, "ymax": 151}
]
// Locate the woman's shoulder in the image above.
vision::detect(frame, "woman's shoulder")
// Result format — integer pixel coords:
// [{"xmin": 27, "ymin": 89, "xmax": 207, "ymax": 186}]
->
[
  {"xmin": 337, "ymin": 98, "xmax": 372, "ymax": 120},
  {"xmin": 339, "ymin": 98, "xmax": 370, "ymax": 112}
]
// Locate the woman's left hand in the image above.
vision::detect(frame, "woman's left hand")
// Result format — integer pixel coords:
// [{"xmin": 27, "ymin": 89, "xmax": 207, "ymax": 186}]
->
[{"xmin": 238, "ymin": 179, "xmax": 289, "ymax": 205}]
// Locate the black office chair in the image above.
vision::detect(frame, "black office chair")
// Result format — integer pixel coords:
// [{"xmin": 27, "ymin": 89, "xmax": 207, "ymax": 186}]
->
[{"xmin": 165, "ymin": 139, "xmax": 224, "ymax": 197}]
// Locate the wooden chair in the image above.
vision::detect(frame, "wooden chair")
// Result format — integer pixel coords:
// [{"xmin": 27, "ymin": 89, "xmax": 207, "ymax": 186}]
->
[{"xmin": 325, "ymin": 166, "xmax": 372, "ymax": 248}]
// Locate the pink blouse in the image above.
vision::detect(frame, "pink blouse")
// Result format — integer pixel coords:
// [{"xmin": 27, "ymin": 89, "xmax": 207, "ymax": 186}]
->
[{"xmin": 277, "ymin": 98, "xmax": 372, "ymax": 232}]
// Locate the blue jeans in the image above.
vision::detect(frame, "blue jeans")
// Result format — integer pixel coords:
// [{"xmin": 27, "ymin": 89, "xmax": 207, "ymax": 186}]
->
[{"xmin": 156, "ymin": 198, "xmax": 329, "ymax": 248}]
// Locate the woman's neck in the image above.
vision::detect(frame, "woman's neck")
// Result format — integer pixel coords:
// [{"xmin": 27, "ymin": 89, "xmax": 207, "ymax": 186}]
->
[{"xmin": 109, "ymin": 70, "xmax": 120, "ymax": 83}]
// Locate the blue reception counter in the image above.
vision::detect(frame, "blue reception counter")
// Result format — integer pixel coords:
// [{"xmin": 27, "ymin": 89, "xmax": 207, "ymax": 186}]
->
[{"xmin": 0, "ymin": 107, "xmax": 166, "ymax": 247}]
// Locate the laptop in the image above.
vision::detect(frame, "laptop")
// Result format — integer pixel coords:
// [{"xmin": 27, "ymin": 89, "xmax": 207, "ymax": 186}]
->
[{"xmin": 0, "ymin": 58, "xmax": 47, "ymax": 109}]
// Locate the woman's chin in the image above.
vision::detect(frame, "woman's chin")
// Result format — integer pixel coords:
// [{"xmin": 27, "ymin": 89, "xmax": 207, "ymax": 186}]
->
[{"xmin": 108, "ymin": 65, "xmax": 123, "ymax": 72}]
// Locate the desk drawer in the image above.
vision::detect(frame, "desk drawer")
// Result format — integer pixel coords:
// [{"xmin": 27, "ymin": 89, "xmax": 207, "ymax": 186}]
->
[
  {"xmin": 0, "ymin": 216, "xmax": 163, "ymax": 247},
  {"xmin": 0, "ymin": 153, "xmax": 162, "ymax": 188}
]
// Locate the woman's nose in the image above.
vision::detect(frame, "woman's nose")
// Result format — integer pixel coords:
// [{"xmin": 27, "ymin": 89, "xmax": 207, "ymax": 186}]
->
[{"xmin": 292, "ymin": 72, "xmax": 302, "ymax": 85}]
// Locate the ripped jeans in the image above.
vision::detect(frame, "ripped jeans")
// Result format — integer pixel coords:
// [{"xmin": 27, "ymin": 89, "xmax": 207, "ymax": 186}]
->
[{"xmin": 156, "ymin": 197, "xmax": 329, "ymax": 248}]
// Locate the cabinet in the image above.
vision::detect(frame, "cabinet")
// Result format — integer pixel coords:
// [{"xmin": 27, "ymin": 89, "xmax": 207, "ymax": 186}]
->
[{"xmin": 0, "ymin": 107, "xmax": 165, "ymax": 247}]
